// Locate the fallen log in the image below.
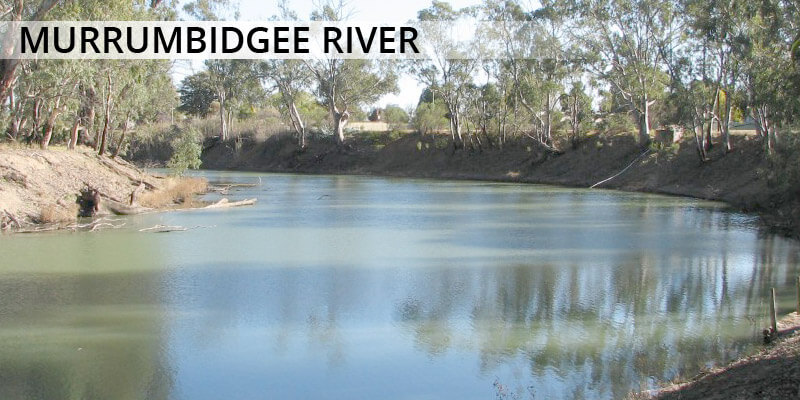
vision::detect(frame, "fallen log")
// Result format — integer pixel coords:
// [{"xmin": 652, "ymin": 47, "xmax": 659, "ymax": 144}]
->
[
  {"xmin": 139, "ymin": 224, "xmax": 215, "ymax": 233},
  {"xmin": 203, "ymin": 198, "xmax": 257, "ymax": 209},
  {"xmin": 103, "ymin": 199, "xmax": 153, "ymax": 215},
  {"xmin": 139, "ymin": 224, "xmax": 188, "ymax": 233}
]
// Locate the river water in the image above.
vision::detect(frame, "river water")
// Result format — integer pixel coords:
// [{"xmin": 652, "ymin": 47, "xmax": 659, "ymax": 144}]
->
[{"xmin": 1, "ymin": 172, "xmax": 798, "ymax": 399}]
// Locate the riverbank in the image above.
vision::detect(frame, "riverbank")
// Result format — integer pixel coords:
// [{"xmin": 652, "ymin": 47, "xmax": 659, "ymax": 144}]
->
[
  {"xmin": 0, "ymin": 145, "xmax": 206, "ymax": 231},
  {"xmin": 640, "ymin": 313, "xmax": 800, "ymax": 399},
  {"xmin": 201, "ymin": 131, "xmax": 797, "ymax": 237}
]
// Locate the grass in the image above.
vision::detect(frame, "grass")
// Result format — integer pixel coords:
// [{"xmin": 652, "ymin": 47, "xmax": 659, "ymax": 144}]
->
[
  {"xmin": 38, "ymin": 203, "xmax": 78, "ymax": 224},
  {"xmin": 138, "ymin": 176, "xmax": 208, "ymax": 208}
]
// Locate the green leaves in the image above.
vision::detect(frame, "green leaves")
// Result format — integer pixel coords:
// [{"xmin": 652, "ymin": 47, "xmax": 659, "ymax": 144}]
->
[{"xmin": 167, "ymin": 125, "xmax": 202, "ymax": 175}]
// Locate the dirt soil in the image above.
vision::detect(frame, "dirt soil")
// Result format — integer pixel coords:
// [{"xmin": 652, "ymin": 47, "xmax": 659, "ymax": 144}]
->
[
  {"xmin": 0, "ymin": 145, "xmax": 165, "ymax": 228},
  {"xmin": 648, "ymin": 313, "xmax": 800, "ymax": 400},
  {"xmin": 202, "ymin": 131, "xmax": 796, "ymax": 237}
]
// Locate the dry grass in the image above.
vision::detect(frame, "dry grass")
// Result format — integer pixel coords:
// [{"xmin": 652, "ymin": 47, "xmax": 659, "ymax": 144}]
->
[
  {"xmin": 38, "ymin": 203, "xmax": 78, "ymax": 223},
  {"xmin": 138, "ymin": 176, "xmax": 208, "ymax": 208}
]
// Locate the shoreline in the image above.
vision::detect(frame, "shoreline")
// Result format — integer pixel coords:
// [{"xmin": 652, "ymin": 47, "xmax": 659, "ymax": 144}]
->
[
  {"xmin": 200, "ymin": 131, "xmax": 796, "ymax": 238},
  {"xmin": 641, "ymin": 313, "xmax": 800, "ymax": 399},
  {"xmin": 0, "ymin": 146, "xmax": 211, "ymax": 232}
]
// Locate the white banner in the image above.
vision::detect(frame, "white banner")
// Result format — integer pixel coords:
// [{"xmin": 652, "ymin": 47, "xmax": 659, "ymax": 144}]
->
[{"xmin": 0, "ymin": 21, "xmax": 491, "ymax": 60}]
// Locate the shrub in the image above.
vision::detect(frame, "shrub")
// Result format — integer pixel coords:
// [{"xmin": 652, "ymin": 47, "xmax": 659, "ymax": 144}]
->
[
  {"xmin": 38, "ymin": 203, "xmax": 78, "ymax": 223},
  {"xmin": 167, "ymin": 125, "xmax": 202, "ymax": 175},
  {"xmin": 139, "ymin": 177, "xmax": 208, "ymax": 208}
]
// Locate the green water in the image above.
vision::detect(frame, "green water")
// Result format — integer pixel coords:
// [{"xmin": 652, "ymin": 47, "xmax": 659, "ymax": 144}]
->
[{"xmin": 1, "ymin": 172, "xmax": 798, "ymax": 399}]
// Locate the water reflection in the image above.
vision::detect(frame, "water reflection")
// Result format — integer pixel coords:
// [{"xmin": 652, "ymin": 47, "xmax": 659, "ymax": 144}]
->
[
  {"xmin": 0, "ymin": 173, "xmax": 798, "ymax": 399},
  {"xmin": 0, "ymin": 233, "xmax": 172, "ymax": 400}
]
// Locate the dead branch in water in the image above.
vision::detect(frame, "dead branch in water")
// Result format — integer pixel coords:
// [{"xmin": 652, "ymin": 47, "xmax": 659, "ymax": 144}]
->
[
  {"xmin": 139, "ymin": 224, "xmax": 215, "ymax": 233},
  {"xmin": 203, "ymin": 198, "xmax": 257, "ymax": 209},
  {"xmin": 139, "ymin": 224, "xmax": 188, "ymax": 233},
  {"xmin": 13, "ymin": 217, "xmax": 126, "ymax": 233}
]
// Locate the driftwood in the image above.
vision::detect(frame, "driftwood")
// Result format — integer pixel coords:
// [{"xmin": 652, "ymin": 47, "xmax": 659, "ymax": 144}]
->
[
  {"xmin": 1, "ymin": 209, "xmax": 22, "ymax": 230},
  {"xmin": 129, "ymin": 181, "xmax": 146, "ymax": 205},
  {"xmin": 139, "ymin": 224, "xmax": 215, "ymax": 233},
  {"xmin": 203, "ymin": 198, "xmax": 257, "ymax": 209},
  {"xmin": 139, "ymin": 224, "xmax": 188, "ymax": 233},
  {"xmin": 103, "ymin": 199, "xmax": 152, "ymax": 215},
  {"xmin": 14, "ymin": 217, "xmax": 126, "ymax": 234},
  {"xmin": 208, "ymin": 182, "xmax": 260, "ymax": 195}
]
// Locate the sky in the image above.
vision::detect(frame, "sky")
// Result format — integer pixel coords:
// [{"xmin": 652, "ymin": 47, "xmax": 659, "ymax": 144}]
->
[{"xmin": 174, "ymin": 0, "xmax": 486, "ymax": 110}]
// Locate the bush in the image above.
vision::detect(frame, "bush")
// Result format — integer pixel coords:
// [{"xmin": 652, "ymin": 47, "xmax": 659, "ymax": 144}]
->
[
  {"xmin": 413, "ymin": 102, "xmax": 449, "ymax": 135},
  {"xmin": 767, "ymin": 129, "xmax": 800, "ymax": 197},
  {"xmin": 167, "ymin": 125, "xmax": 202, "ymax": 175},
  {"xmin": 597, "ymin": 113, "xmax": 636, "ymax": 135},
  {"xmin": 139, "ymin": 177, "xmax": 208, "ymax": 208}
]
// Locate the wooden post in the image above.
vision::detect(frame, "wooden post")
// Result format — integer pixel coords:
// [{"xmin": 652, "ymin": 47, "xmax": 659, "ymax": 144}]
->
[{"xmin": 770, "ymin": 288, "xmax": 778, "ymax": 335}]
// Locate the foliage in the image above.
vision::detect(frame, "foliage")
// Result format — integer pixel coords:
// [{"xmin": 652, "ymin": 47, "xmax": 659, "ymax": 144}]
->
[
  {"xmin": 1, "ymin": 0, "xmax": 799, "ymax": 168},
  {"xmin": 178, "ymin": 72, "xmax": 216, "ymax": 118},
  {"xmin": 413, "ymin": 102, "xmax": 449, "ymax": 135},
  {"xmin": 167, "ymin": 125, "xmax": 202, "ymax": 175},
  {"xmin": 383, "ymin": 105, "xmax": 410, "ymax": 130}
]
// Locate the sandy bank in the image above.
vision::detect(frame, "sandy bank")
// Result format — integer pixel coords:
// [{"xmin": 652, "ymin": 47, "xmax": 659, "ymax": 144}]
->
[{"xmin": 0, "ymin": 146, "xmax": 211, "ymax": 231}]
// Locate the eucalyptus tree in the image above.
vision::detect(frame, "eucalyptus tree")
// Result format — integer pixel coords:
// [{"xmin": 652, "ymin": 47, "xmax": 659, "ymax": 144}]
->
[
  {"xmin": 409, "ymin": 1, "xmax": 478, "ymax": 147},
  {"xmin": 517, "ymin": 4, "xmax": 569, "ymax": 148},
  {"xmin": 178, "ymin": 72, "xmax": 216, "ymax": 118},
  {"xmin": 111, "ymin": 61, "xmax": 176, "ymax": 158},
  {"xmin": 575, "ymin": 0, "xmax": 677, "ymax": 146},
  {"xmin": 681, "ymin": 0, "xmax": 753, "ymax": 153},
  {"xmin": 739, "ymin": 0, "xmax": 800, "ymax": 154},
  {"xmin": 560, "ymin": 81, "xmax": 592, "ymax": 149},
  {"xmin": 483, "ymin": 0, "xmax": 574, "ymax": 149},
  {"xmin": 467, "ymin": 82, "xmax": 503, "ymax": 149},
  {"xmin": 257, "ymin": 59, "xmax": 312, "ymax": 147},
  {"xmin": 480, "ymin": 0, "xmax": 530, "ymax": 146},
  {"xmin": 303, "ymin": 1, "xmax": 398, "ymax": 145},
  {"xmin": 256, "ymin": 1, "xmax": 313, "ymax": 147},
  {"xmin": 203, "ymin": 59, "xmax": 261, "ymax": 141},
  {"xmin": 0, "ymin": 0, "xmax": 62, "ymax": 102}
]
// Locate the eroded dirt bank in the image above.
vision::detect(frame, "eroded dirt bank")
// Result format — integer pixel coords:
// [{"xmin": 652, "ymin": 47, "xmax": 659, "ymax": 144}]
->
[
  {"xmin": 646, "ymin": 314, "xmax": 800, "ymax": 400},
  {"xmin": 0, "ymin": 146, "xmax": 207, "ymax": 231},
  {"xmin": 201, "ymin": 132, "xmax": 797, "ymax": 236}
]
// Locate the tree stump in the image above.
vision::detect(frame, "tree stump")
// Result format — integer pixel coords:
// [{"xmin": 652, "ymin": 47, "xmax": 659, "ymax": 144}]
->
[
  {"xmin": 77, "ymin": 187, "xmax": 101, "ymax": 217},
  {"xmin": 129, "ymin": 181, "xmax": 146, "ymax": 205}
]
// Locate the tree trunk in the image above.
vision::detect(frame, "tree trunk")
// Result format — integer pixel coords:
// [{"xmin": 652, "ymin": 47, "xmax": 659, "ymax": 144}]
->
[
  {"xmin": 84, "ymin": 87, "xmax": 97, "ymax": 148},
  {"xmin": 722, "ymin": 98, "xmax": 733, "ymax": 153},
  {"xmin": 98, "ymin": 111, "xmax": 110, "ymax": 156},
  {"xmin": 98, "ymin": 74, "xmax": 113, "ymax": 156},
  {"xmin": 449, "ymin": 106, "xmax": 463, "ymax": 147},
  {"xmin": 112, "ymin": 117, "xmax": 130, "ymax": 158},
  {"xmin": 289, "ymin": 101, "xmax": 305, "ymax": 147},
  {"xmin": 705, "ymin": 88, "xmax": 720, "ymax": 152},
  {"xmin": 218, "ymin": 92, "xmax": 228, "ymax": 141},
  {"xmin": 9, "ymin": 114, "xmax": 24, "ymax": 141},
  {"xmin": 0, "ymin": 0, "xmax": 61, "ymax": 102},
  {"xmin": 637, "ymin": 103, "xmax": 651, "ymax": 146},
  {"xmin": 41, "ymin": 97, "xmax": 64, "ymax": 149},
  {"xmin": 544, "ymin": 95, "xmax": 552, "ymax": 145},
  {"xmin": 768, "ymin": 125, "xmax": 778, "ymax": 154},
  {"xmin": 67, "ymin": 117, "xmax": 80, "ymax": 150},
  {"xmin": 40, "ymin": 104, "xmax": 61, "ymax": 150},
  {"xmin": 570, "ymin": 97, "xmax": 580, "ymax": 149},
  {"xmin": 333, "ymin": 110, "xmax": 349, "ymax": 144}
]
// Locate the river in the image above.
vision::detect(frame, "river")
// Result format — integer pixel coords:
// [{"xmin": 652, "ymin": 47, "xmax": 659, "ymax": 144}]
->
[{"xmin": 1, "ymin": 172, "xmax": 798, "ymax": 399}]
